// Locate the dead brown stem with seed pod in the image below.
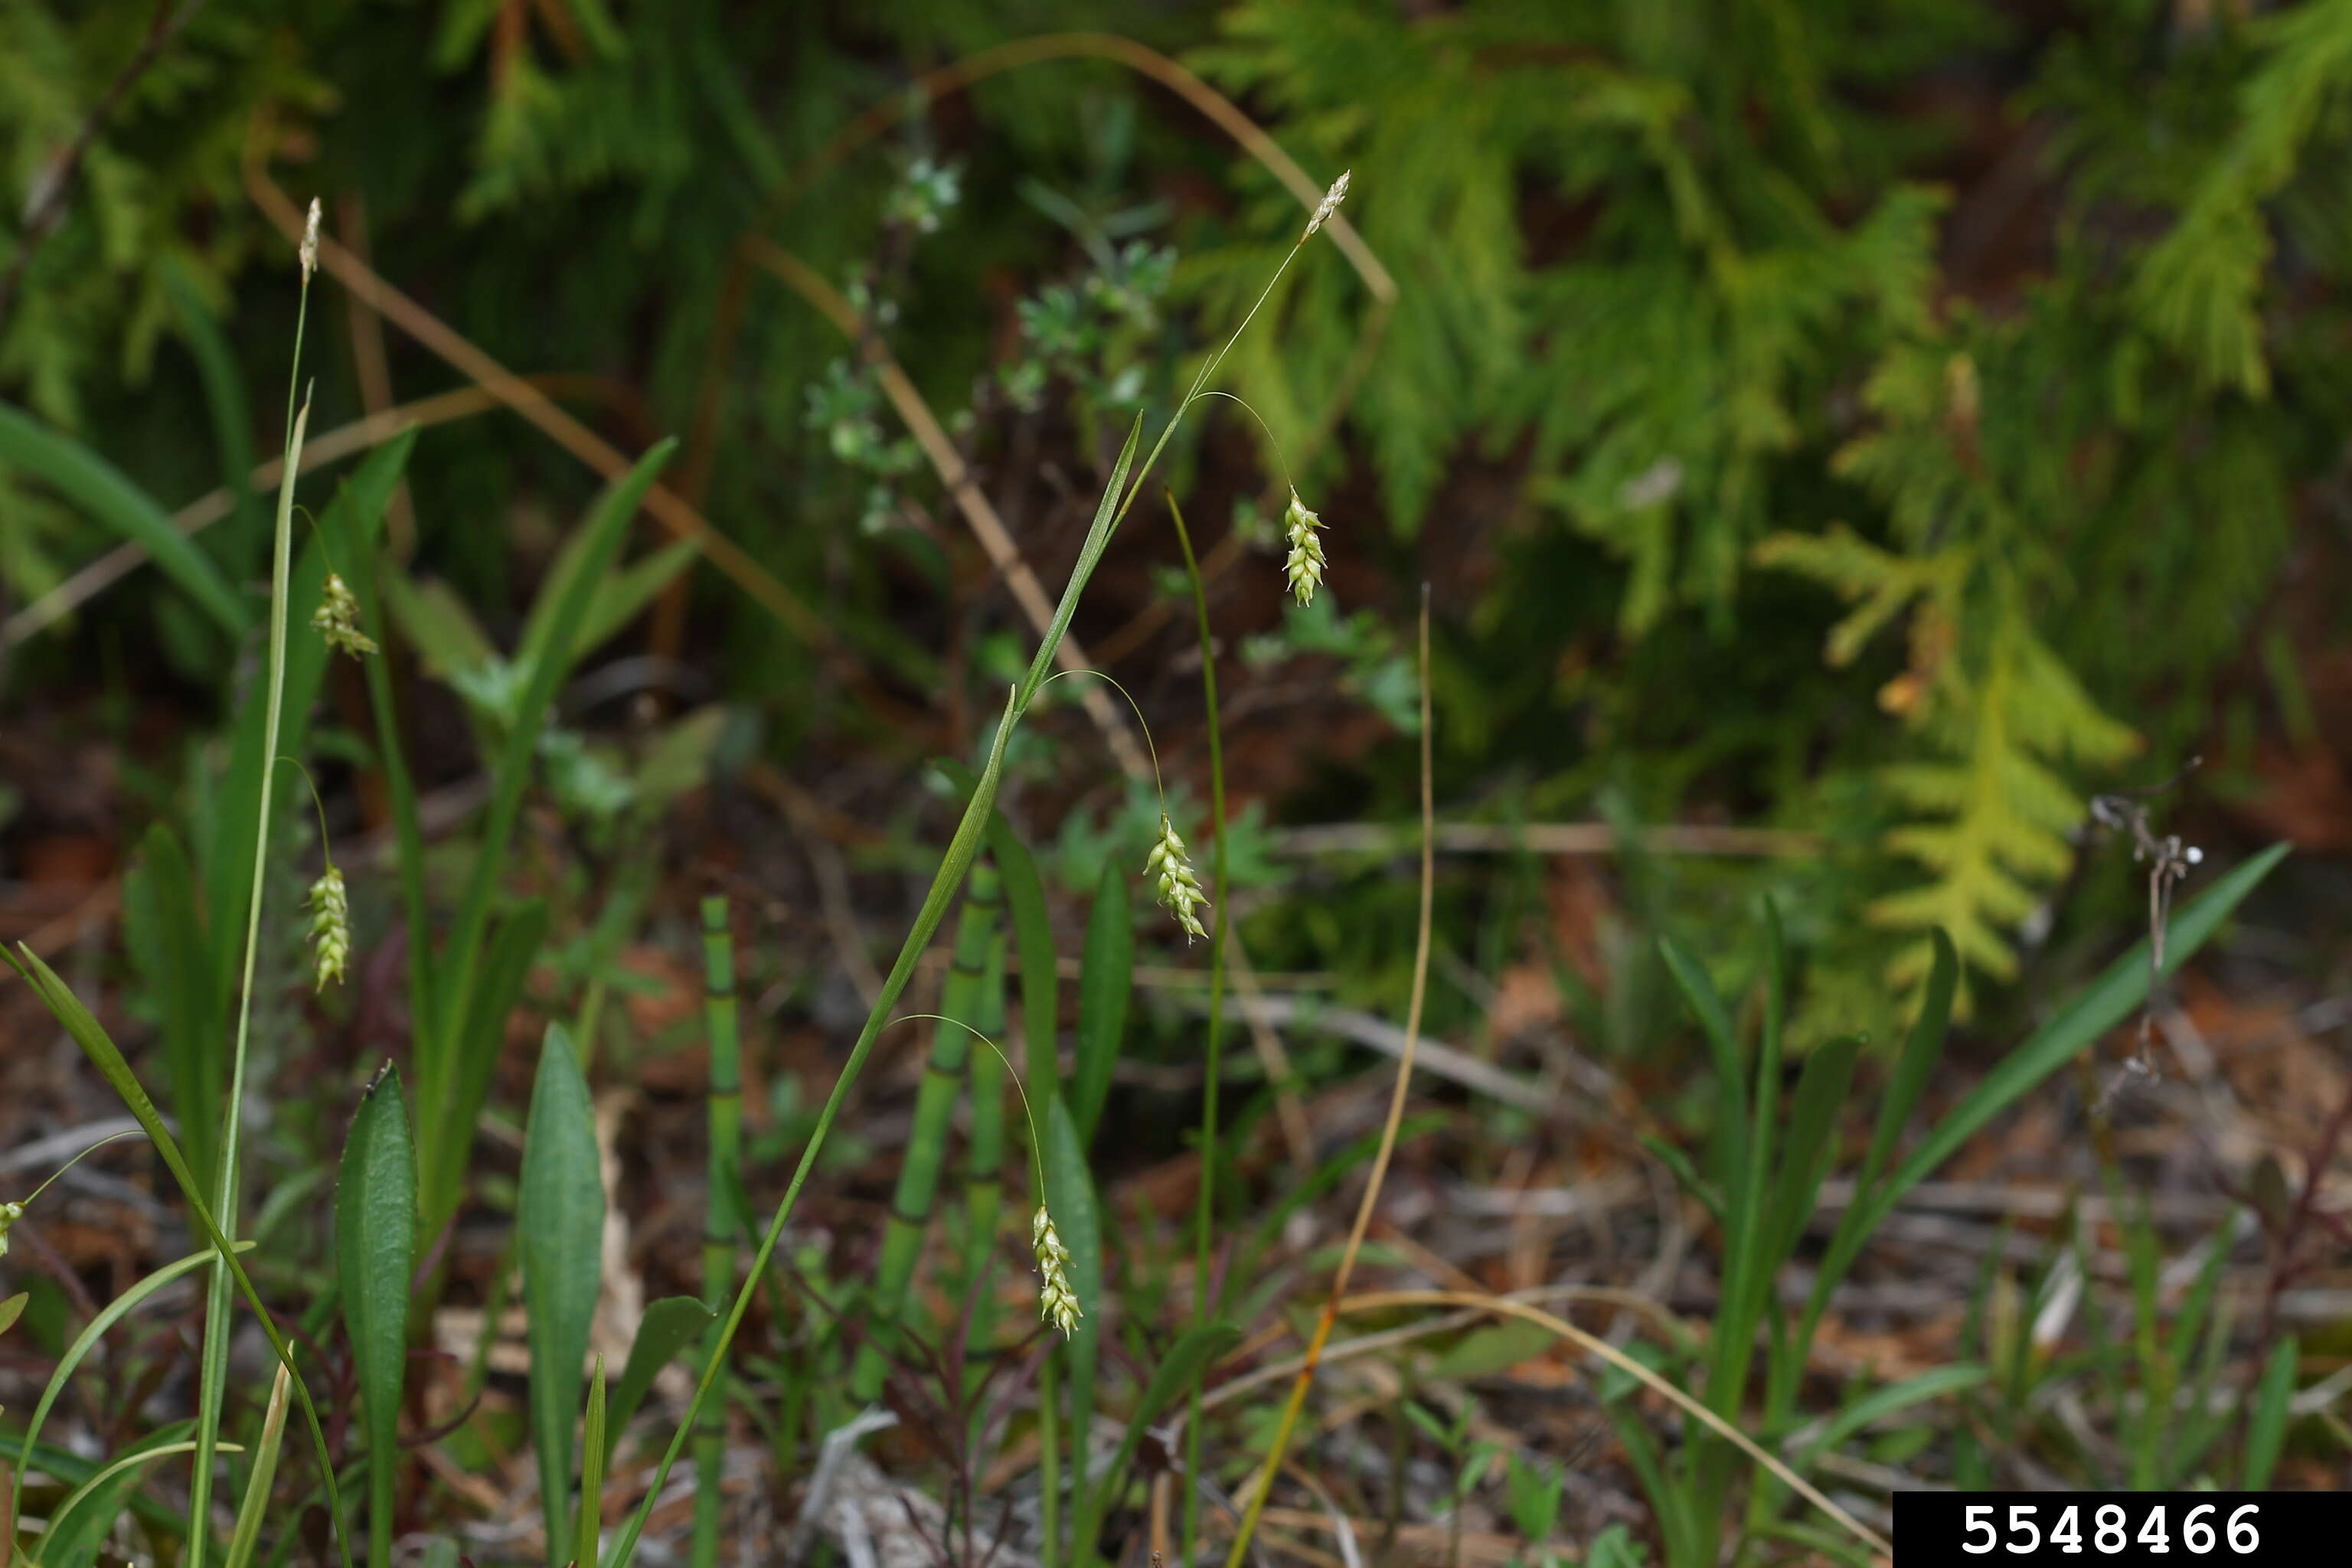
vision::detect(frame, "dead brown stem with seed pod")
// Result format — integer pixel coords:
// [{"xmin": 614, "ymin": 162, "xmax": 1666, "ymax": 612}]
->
[{"xmin": 1221, "ymin": 585, "xmax": 1438, "ymax": 1568}]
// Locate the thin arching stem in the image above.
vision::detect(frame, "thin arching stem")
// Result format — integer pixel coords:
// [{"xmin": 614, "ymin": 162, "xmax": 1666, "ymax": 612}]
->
[
  {"xmin": 891, "ymin": 1013, "xmax": 1050, "ymax": 1209},
  {"xmin": 274, "ymin": 755, "xmax": 338, "ymax": 871},
  {"xmin": 1037, "ymin": 668, "xmax": 1169, "ymax": 805},
  {"xmin": 8, "ymin": 1129, "xmax": 142, "ymax": 1210},
  {"xmin": 1189, "ymin": 390, "xmax": 1297, "ymax": 496}
]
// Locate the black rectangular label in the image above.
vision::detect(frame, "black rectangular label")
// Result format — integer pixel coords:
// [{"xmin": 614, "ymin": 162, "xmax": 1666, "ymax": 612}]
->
[{"xmin": 1893, "ymin": 1494, "xmax": 2343, "ymax": 1565}]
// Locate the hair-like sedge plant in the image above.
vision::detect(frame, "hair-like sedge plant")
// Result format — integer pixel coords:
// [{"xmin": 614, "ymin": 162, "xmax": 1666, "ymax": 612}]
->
[
  {"xmin": 190, "ymin": 197, "xmax": 319, "ymax": 1568},
  {"xmin": 1165, "ymin": 488, "xmax": 1233, "ymax": 1568},
  {"xmin": 690, "ymin": 897, "xmax": 740, "ymax": 1568},
  {"xmin": 597, "ymin": 175, "xmax": 1352, "ymax": 1568}
]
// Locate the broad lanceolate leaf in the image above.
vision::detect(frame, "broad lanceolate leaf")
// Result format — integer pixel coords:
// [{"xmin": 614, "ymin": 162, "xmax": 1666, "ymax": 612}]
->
[
  {"xmin": 519, "ymin": 1024, "xmax": 606, "ymax": 1568},
  {"xmin": 337, "ymin": 1065, "xmax": 417, "ymax": 1568}
]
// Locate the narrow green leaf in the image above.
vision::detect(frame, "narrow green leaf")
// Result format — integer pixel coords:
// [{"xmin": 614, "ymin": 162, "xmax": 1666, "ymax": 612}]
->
[
  {"xmin": 440, "ymin": 441, "xmax": 675, "ymax": 1057},
  {"xmin": 37, "ymin": 1423, "xmax": 204, "ymax": 1568},
  {"xmin": 606, "ymin": 1298, "xmax": 715, "ymax": 1463},
  {"xmin": 1072, "ymin": 861, "xmax": 1132, "ymax": 1142},
  {"xmin": 1803, "ymin": 932, "xmax": 1956, "ymax": 1341},
  {"xmin": 1762, "ymin": 1036, "xmax": 1864, "ymax": 1272},
  {"xmin": 3, "ymin": 948, "xmax": 350, "ymax": 1568},
  {"xmin": 1660, "ymin": 935, "xmax": 1749, "ymax": 1186},
  {"xmin": 2243, "ymin": 1335, "xmax": 2298, "ymax": 1489},
  {"xmin": 1864, "ymin": 929, "xmax": 1956, "ymax": 1184},
  {"xmin": 0, "ymin": 403, "xmax": 247, "ymax": 634},
  {"xmin": 381, "ymin": 573, "xmax": 500, "ymax": 684},
  {"xmin": 337, "ymin": 1067, "xmax": 416, "ymax": 1568},
  {"xmin": 1639, "ymin": 1134, "xmax": 1726, "ymax": 1230},
  {"xmin": 516, "ymin": 528, "xmax": 693, "ymax": 683},
  {"xmin": 519, "ymin": 1024, "xmax": 606, "ymax": 1568},
  {"xmin": 1016, "ymin": 416, "xmax": 1141, "ymax": 708},
  {"xmin": 8, "ymin": 1247, "xmax": 230, "ymax": 1498},
  {"xmin": 221, "ymin": 1362, "xmax": 295, "ymax": 1568},
  {"xmin": 985, "ymin": 813, "xmax": 1060, "ymax": 1092},
  {"xmin": 2, "ymin": 1436, "xmax": 191, "ymax": 1542},
  {"xmin": 1858, "ymin": 843, "xmax": 2288, "ymax": 1242},
  {"xmin": 423, "ymin": 899, "xmax": 549, "ymax": 1234},
  {"xmin": 1795, "ymin": 1364, "xmax": 1987, "ymax": 1468},
  {"xmin": 0, "ymin": 1292, "xmax": 25, "ymax": 1335}
]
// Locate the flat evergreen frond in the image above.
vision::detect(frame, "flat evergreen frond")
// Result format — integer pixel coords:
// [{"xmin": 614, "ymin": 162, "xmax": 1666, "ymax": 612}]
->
[{"xmin": 2128, "ymin": 0, "xmax": 2352, "ymax": 394}]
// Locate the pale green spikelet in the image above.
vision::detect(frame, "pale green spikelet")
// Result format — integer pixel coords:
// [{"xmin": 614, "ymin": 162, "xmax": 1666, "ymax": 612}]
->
[
  {"xmin": 312, "ymin": 573, "xmax": 378, "ymax": 658},
  {"xmin": 299, "ymin": 197, "xmax": 322, "ymax": 282},
  {"xmin": 307, "ymin": 862, "xmax": 350, "ymax": 989},
  {"xmin": 1282, "ymin": 491, "xmax": 1327, "ymax": 608},
  {"xmin": 1302, "ymin": 169, "xmax": 1351, "ymax": 241},
  {"xmin": 1032, "ymin": 1206, "xmax": 1082, "ymax": 1337},
  {"xmin": 1145, "ymin": 812, "xmax": 1210, "ymax": 942},
  {"xmin": 0, "ymin": 1200, "xmax": 21, "ymax": 1262}
]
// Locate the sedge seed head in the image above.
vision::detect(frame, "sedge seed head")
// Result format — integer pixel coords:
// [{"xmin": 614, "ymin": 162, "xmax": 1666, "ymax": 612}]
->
[
  {"xmin": 0, "ymin": 1199, "xmax": 21, "ymax": 1262},
  {"xmin": 1304, "ymin": 170, "xmax": 1351, "ymax": 240},
  {"xmin": 1282, "ymin": 491, "xmax": 1328, "ymax": 608},
  {"xmin": 1145, "ymin": 813, "xmax": 1209, "ymax": 943},
  {"xmin": 1032, "ymin": 1206, "xmax": 1082, "ymax": 1336},
  {"xmin": 312, "ymin": 573, "xmax": 378, "ymax": 659},
  {"xmin": 300, "ymin": 198, "xmax": 322, "ymax": 280},
  {"xmin": 307, "ymin": 864, "xmax": 350, "ymax": 990}
]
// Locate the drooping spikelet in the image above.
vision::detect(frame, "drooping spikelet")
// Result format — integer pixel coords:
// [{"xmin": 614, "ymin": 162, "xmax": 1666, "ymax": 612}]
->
[
  {"xmin": 312, "ymin": 573, "xmax": 378, "ymax": 658},
  {"xmin": 1145, "ymin": 813, "xmax": 1209, "ymax": 942},
  {"xmin": 1032, "ymin": 1206, "xmax": 1082, "ymax": 1337},
  {"xmin": 307, "ymin": 863, "xmax": 350, "ymax": 990},
  {"xmin": 1282, "ymin": 491, "xmax": 1327, "ymax": 608},
  {"xmin": 300, "ymin": 198, "xmax": 322, "ymax": 281},
  {"xmin": 0, "ymin": 1199, "xmax": 22, "ymax": 1263},
  {"xmin": 1303, "ymin": 170, "xmax": 1351, "ymax": 241}
]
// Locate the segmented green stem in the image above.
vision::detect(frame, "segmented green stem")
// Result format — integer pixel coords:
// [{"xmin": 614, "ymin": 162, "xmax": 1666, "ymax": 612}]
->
[
  {"xmin": 691, "ymin": 896, "xmax": 741, "ymax": 1568},
  {"xmin": 850, "ymin": 864, "xmax": 1001, "ymax": 1399}
]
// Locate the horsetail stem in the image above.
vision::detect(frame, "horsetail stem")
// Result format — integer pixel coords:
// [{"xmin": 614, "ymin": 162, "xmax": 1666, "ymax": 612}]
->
[{"xmin": 850, "ymin": 863, "xmax": 1003, "ymax": 1399}]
